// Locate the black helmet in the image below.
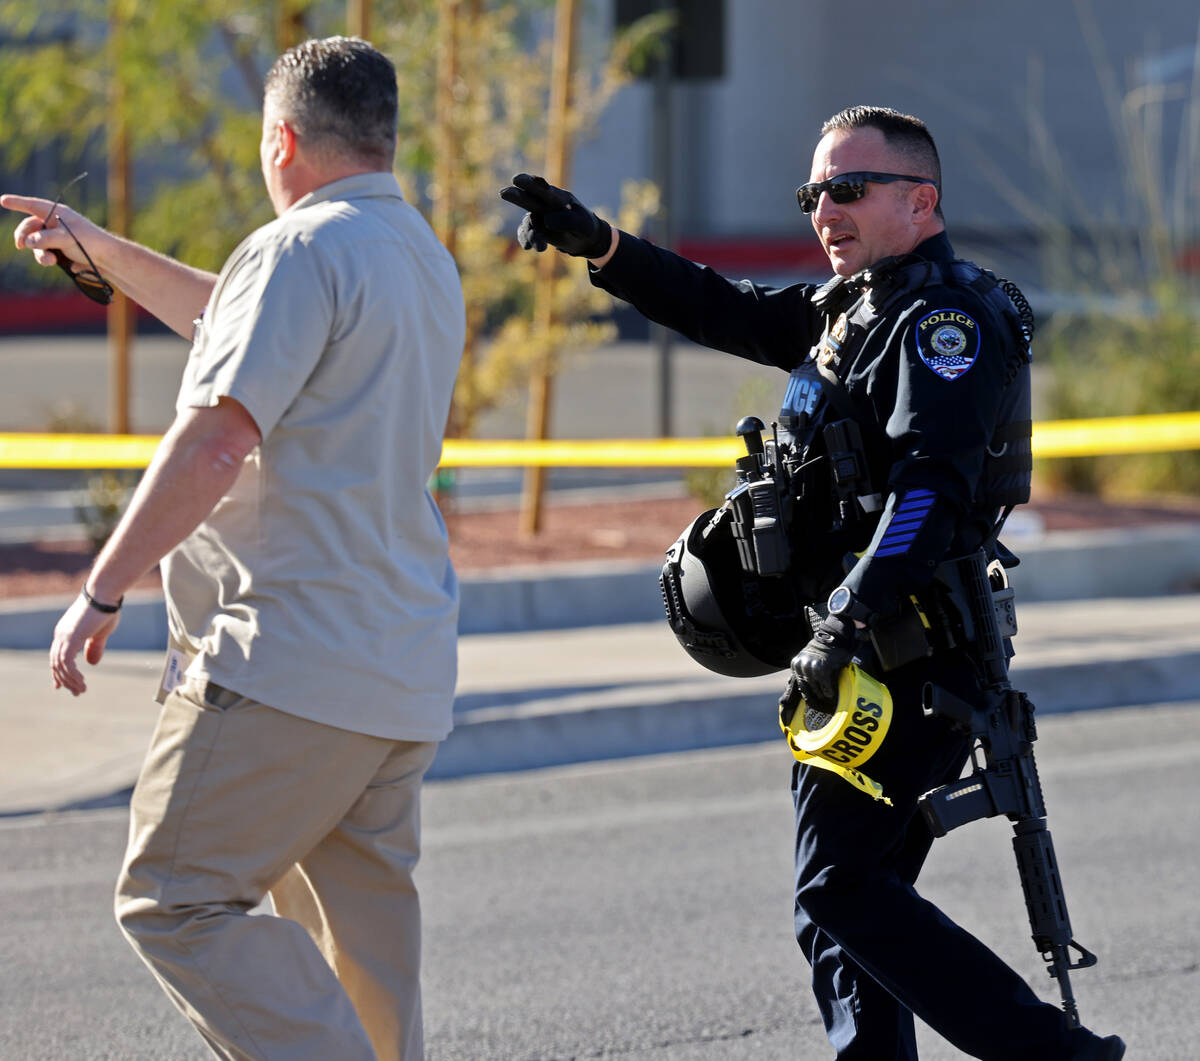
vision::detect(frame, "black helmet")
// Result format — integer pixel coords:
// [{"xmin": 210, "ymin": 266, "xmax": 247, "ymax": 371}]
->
[{"xmin": 660, "ymin": 507, "xmax": 812, "ymax": 678}]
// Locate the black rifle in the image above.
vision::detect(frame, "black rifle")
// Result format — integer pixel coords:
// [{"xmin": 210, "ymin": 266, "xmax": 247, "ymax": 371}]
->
[{"xmin": 917, "ymin": 549, "xmax": 1098, "ymax": 1029}]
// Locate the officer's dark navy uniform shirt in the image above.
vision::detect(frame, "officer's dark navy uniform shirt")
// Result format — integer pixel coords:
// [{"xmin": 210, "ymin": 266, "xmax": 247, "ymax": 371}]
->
[
  {"xmin": 590, "ymin": 228, "xmax": 1032, "ymax": 621},
  {"xmin": 590, "ymin": 229, "xmax": 1118, "ymax": 1061}
]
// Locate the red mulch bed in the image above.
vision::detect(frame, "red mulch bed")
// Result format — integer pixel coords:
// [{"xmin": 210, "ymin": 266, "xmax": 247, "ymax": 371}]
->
[
  {"xmin": 2, "ymin": 490, "xmax": 1199, "ymax": 601},
  {"xmin": 0, "ymin": 541, "xmax": 161, "ymax": 602}
]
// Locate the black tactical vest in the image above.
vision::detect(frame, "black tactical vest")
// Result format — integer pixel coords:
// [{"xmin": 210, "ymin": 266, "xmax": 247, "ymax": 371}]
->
[{"xmin": 773, "ymin": 255, "xmax": 1034, "ymax": 588}]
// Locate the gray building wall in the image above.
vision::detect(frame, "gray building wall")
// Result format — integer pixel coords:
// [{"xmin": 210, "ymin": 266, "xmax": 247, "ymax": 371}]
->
[{"xmin": 574, "ymin": 0, "xmax": 1199, "ymax": 285}]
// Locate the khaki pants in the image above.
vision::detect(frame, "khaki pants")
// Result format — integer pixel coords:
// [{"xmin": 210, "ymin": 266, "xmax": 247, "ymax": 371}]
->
[{"xmin": 115, "ymin": 677, "xmax": 438, "ymax": 1061}]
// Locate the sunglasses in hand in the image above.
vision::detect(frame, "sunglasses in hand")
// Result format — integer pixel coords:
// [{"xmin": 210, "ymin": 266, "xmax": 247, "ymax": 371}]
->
[
  {"xmin": 41, "ymin": 172, "xmax": 115, "ymax": 305},
  {"xmin": 796, "ymin": 171, "xmax": 938, "ymax": 214}
]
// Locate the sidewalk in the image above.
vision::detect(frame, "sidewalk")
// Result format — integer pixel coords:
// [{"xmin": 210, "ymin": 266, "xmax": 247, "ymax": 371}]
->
[{"xmin": 3, "ymin": 593, "xmax": 1199, "ymax": 816}]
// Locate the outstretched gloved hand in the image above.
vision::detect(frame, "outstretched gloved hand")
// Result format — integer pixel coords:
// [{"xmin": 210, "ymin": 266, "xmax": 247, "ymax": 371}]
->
[
  {"xmin": 790, "ymin": 616, "xmax": 857, "ymax": 713},
  {"xmin": 499, "ymin": 173, "xmax": 612, "ymax": 258}
]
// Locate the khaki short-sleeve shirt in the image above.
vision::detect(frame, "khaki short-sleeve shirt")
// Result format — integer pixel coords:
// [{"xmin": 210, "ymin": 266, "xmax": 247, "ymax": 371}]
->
[{"xmin": 161, "ymin": 173, "xmax": 465, "ymax": 740}]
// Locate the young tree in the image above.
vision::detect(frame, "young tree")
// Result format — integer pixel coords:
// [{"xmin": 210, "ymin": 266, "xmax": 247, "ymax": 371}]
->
[
  {"xmin": 378, "ymin": 0, "xmax": 663, "ymax": 440},
  {"xmin": 0, "ymin": 0, "xmax": 663, "ymax": 443},
  {"xmin": 0, "ymin": 1, "xmax": 275, "ymax": 272}
]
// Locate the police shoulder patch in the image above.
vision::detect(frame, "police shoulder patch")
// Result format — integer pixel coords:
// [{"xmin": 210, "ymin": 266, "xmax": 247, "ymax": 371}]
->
[{"xmin": 915, "ymin": 308, "xmax": 981, "ymax": 381}]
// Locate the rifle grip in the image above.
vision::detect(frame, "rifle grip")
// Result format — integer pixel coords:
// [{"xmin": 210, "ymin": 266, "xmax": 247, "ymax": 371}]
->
[{"xmin": 921, "ymin": 682, "xmax": 977, "ymax": 731}]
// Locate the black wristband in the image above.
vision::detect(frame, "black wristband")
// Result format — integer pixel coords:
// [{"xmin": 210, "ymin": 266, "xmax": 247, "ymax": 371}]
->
[{"xmin": 81, "ymin": 585, "xmax": 123, "ymax": 614}]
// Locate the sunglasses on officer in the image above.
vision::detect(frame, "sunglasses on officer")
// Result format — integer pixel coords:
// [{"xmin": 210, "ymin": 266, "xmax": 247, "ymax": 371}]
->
[
  {"xmin": 41, "ymin": 172, "xmax": 115, "ymax": 306},
  {"xmin": 796, "ymin": 171, "xmax": 938, "ymax": 214}
]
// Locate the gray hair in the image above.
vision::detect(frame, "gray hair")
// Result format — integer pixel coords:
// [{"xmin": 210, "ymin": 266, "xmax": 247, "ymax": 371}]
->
[{"xmin": 264, "ymin": 37, "xmax": 398, "ymax": 168}]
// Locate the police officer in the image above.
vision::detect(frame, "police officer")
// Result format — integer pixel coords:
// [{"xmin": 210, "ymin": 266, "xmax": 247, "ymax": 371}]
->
[{"xmin": 501, "ymin": 106, "xmax": 1125, "ymax": 1060}]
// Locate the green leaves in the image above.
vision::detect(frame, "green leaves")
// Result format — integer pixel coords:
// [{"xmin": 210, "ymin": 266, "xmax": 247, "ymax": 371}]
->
[
  {"xmin": 1, "ymin": 0, "xmax": 661, "ymax": 441},
  {"xmin": 0, "ymin": 2, "xmax": 278, "ymax": 273},
  {"xmin": 1041, "ymin": 308, "xmax": 1200, "ymax": 495}
]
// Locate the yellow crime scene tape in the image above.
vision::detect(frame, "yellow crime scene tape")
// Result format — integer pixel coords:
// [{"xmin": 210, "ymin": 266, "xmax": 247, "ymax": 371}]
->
[
  {"xmin": 1031, "ymin": 411, "xmax": 1200, "ymax": 458},
  {"xmin": 0, "ymin": 411, "xmax": 1198, "ymax": 469},
  {"xmin": 779, "ymin": 663, "xmax": 895, "ymax": 804},
  {"xmin": 0, "ymin": 433, "xmax": 161, "ymax": 469}
]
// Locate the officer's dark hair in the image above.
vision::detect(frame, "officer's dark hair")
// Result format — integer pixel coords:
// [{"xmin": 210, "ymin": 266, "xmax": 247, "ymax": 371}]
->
[
  {"xmin": 264, "ymin": 37, "xmax": 398, "ymax": 170},
  {"xmin": 821, "ymin": 106, "xmax": 943, "ymax": 219}
]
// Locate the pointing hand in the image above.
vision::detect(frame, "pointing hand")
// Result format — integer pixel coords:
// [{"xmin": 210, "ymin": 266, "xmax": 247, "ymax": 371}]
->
[{"xmin": 499, "ymin": 173, "xmax": 612, "ymax": 259}]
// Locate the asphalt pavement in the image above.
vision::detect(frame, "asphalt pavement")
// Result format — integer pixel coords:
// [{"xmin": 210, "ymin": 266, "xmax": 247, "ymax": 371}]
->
[{"xmin": 2, "ymin": 705, "xmax": 1197, "ymax": 1060}]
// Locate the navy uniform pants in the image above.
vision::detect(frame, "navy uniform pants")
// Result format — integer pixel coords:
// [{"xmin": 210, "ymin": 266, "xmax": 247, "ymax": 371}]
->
[{"xmin": 791, "ymin": 650, "xmax": 1104, "ymax": 1060}]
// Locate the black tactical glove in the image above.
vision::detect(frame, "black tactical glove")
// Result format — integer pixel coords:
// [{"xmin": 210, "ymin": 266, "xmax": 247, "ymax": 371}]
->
[
  {"xmin": 778, "ymin": 673, "xmax": 804, "ymax": 729},
  {"xmin": 790, "ymin": 615, "xmax": 857, "ymax": 714},
  {"xmin": 499, "ymin": 173, "xmax": 612, "ymax": 258}
]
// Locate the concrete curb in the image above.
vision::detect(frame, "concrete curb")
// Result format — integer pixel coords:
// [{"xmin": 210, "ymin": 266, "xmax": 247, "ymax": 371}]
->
[
  {"xmin": 1004, "ymin": 523, "xmax": 1200, "ymax": 601},
  {"xmin": 456, "ymin": 558, "xmax": 666, "ymax": 634},
  {"xmin": 0, "ymin": 561, "xmax": 665, "ymax": 650},
  {"xmin": 6, "ymin": 595, "xmax": 1198, "ymax": 813},
  {"xmin": 427, "ymin": 647, "xmax": 1200, "ymax": 779},
  {"xmin": 20, "ymin": 645, "xmax": 1200, "ymax": 812},
  {"xmin": 0, "ymin": 590, "xmax": 169, "ymax": 651},
  {"xmin": 3, "ymin": 523, "xmax": 1198, "ymax": 651}
]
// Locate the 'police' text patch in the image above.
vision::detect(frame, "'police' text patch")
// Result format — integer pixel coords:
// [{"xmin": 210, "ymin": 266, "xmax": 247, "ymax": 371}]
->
[{"xmin": 915, "ymin": 309, "xmax": 980, "ymax": 381}]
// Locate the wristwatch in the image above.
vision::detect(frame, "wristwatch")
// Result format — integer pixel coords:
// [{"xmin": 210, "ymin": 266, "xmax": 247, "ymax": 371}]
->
[{"xmin": 827, "ymin": 585, "xmax": 871, "ymax": 624}]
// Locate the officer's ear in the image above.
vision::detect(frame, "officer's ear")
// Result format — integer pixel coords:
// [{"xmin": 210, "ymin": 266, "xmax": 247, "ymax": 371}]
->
[{"xmin": 910, "ymin": 183, "xmax": 939, "ymax": 225}]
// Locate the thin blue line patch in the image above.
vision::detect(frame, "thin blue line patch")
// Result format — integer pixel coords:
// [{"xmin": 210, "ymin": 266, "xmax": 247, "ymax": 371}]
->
[
  {"xmin": 874, "ymin": 489, "xmax": 936, "ymax": 556},
  {"xmin": 915, "ymin": 309, "xmax": 980, "ymax": 381}
]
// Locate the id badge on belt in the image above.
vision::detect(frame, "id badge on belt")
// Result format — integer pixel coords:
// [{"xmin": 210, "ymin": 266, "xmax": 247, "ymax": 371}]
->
[{"xmin": 157, "ymin": 631, "xmax": 197, "ymax": 703}]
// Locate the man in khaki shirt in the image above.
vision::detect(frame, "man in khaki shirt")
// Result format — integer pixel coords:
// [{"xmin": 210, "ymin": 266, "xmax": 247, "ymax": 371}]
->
[{"xmin": 3, "ymin": 37, "xmax": 464, "ymax": 1061}]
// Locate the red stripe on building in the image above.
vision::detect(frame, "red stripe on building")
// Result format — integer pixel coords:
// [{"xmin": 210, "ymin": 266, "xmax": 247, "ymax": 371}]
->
[
  {"xmin": 0, "ymin": 292, "xmax": 155, "ymax": 333},
  {"xmin": 674, "ymin": 237, "xmax": 828, "ymax": 275}
]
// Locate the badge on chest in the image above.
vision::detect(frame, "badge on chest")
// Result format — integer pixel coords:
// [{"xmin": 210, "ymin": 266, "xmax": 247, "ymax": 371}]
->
[{"xmin": 818, "ymin": 312, "xmax": 850, "ymax": 370}]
